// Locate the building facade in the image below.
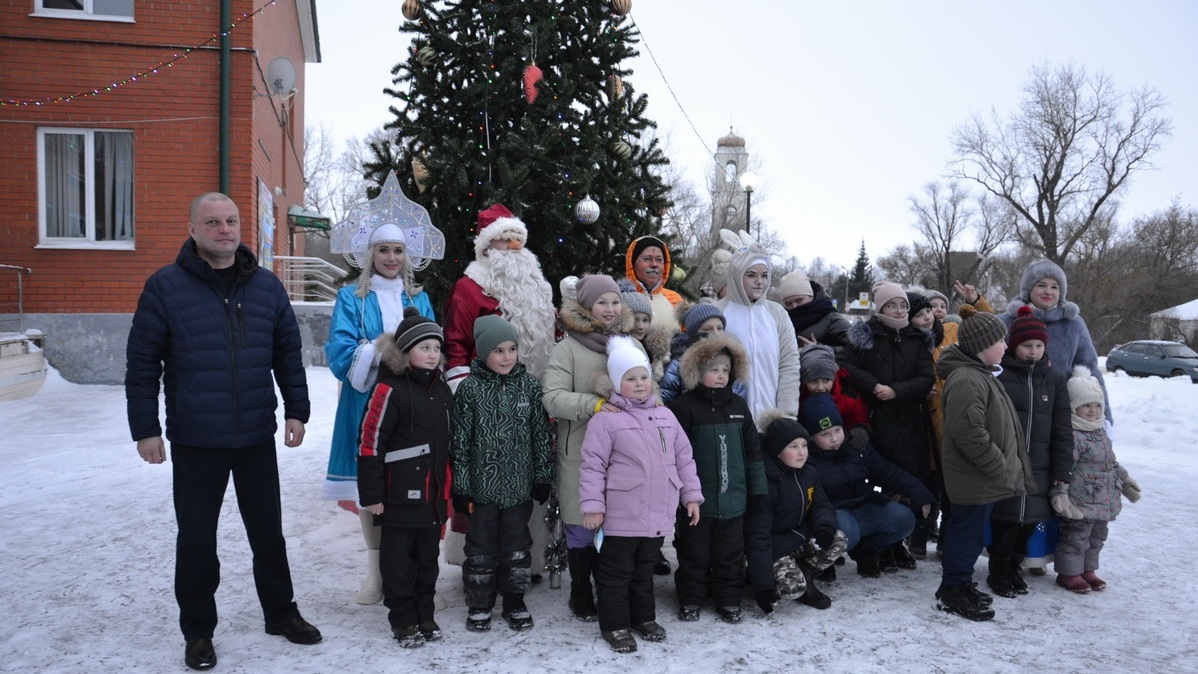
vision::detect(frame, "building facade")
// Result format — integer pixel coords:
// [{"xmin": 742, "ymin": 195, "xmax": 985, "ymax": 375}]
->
[{"xmin": 0, "ymin": 0, "xmax": 320, "ymax": 383}]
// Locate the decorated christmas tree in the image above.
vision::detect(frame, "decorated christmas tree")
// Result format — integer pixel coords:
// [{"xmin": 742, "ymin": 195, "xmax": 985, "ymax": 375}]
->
[{"xmin": 366, "ymin": 0, "xmax": 672, "ymax": 307}]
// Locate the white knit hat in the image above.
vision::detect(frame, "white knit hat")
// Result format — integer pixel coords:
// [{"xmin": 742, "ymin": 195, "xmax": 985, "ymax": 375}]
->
[
  {"xmin": 607, "ymin": 335, "xmax": 651, "ymax": 389},
  {"xmin": 1067, "ymin": 365, "xmax": 1104, "ymax": 411},
  {"xmin": 780, "ymin": 271, "xmax": 814, "ymax": 300}
]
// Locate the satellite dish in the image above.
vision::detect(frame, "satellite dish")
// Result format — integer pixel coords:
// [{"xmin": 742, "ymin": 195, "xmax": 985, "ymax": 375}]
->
[{"xmin": 266, "ymin": 57, "xmax": 296, "ymax": 95}]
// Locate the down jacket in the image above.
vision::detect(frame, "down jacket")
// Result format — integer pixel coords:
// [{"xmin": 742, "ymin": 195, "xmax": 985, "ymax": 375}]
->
[
  {"xmin": 785, "ymin": 280, "xmax": 852, "ymax": 348},
  {"xmin": 745, "ymin": 454, "xmax": 838, "ymax": 592},
  {"xmin": 126, "ymin": 240, "xmax": 309, "ymax": 447},
  {"xmin": 840, "ymin": 318, "xmax": 936, "ymax": 479},
  {"xmin": 578, "ymin": 392, "xmax": 704, "ymax": 538},
  {"xmin": 451, "ymin": 358, "xmax": 554, "ymax": 508},
  {"xmin": 666, "ymin": 332, "xmax": 767, "ymax": 519},
  {"xmin": 808, "ymin": 439, "xmax": 935, "ymax": 511},
  {"xmin": 541, "ymin": 298, "xmax": 643, "ymax": 525},
  {"xmin": 357, "ymin": 335, "xmax": 453, "ymax": 527},
  {"xmin": 992, "ymin": 353, "xmax": 1075, "ymax": 523},
  {"xmin": 1066, "ymin": 428, "xmax": 1132, "ymax": 522},
  {"xmin": 937, "ymin": 345, "xmax": 1036, "ymax": 505}
]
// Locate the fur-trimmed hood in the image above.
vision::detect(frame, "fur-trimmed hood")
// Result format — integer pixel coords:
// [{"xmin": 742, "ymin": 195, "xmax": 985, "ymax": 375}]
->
[
  {"xmin": 559, "ymin": 297, "xmax": 635, "ymax": 337},
  {"xmin": 678, "ymin": 332, "xmax": 751, "ymax": 391},
  {"xmin": 376, "ymin": 330, "xmax": 445, "ymax": 378},
  {"xmin": 642, "ymin": 324, "xmax": 673, "ymax": 364},
  {"xmin": 846, "ymin": 317, "xmax": 935, "ymax": 352}
]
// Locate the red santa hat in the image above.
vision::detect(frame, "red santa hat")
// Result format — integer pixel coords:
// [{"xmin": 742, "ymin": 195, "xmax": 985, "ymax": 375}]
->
[{"xmin": 474, "ymin": 203, "xmax": 529, "ymax": 258}]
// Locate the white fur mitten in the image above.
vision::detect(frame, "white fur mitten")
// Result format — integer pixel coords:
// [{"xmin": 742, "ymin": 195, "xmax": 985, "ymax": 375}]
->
[
  {"xmin": 347, "ymin": 340, "xmax": 380, "ymax": 393},
  {"xmin": 1049, "ymin": 483, "xmax": 1083, "ymax": 520},
  {"xmin": 1121, "ymin": 475, "xmax": 1142, "ymax": 503}
]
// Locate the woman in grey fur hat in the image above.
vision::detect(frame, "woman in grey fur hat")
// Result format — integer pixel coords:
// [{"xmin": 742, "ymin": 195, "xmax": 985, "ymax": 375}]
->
[{"xmin": 998, "ymin": 258, "xmax": 1111, "ymax": 423}]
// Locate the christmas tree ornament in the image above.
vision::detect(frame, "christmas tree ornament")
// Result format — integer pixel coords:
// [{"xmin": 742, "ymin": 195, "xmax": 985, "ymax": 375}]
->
[
  {"xmin": 606, "ymin": 74, "xmax": 623, "ymax": 100},
  {"xmin": 411, "ymin": 154, "xmax": 431, "ymax": 193},
  {"xmin": 415, "ymin": 45, "xmax": 436, "ymax": 67},
  {"xmin": 523, "ymin": 63, "xmax": 543, "ymax": 104},
  {"xmin": 612, "ymin": 0, "xmax": 632, "ymax": 16},
  {"xmin": 575, "ymin": 195, "xmax": 600, "ymax": 224},
  {"xmin": 330, "ymin": 172, "xmax": 446, "ymax": 272},
  {"xmin": 610, "ymin": 139, "xmax": 633, "ymax": 159},
  {"xmin": 401, "ymin": 0, "xmax": 422, "ymax": 20}
]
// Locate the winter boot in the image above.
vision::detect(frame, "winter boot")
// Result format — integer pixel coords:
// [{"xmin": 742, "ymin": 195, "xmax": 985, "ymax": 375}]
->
[
  {"xmin": 715, "ymin": 606, "xmax": 742, "ymax": 624},
  {"xmin": 654, "ymin": 549, "xmax": 671, "ymax": 576},
  {"xmin": 677, "ymin": 605, "xmax": 701, "ymax": 622},
  {"xmin": 567, "ymin": 547, "xmax": 598, "ymax": 622},
  {"xmin": 875, "ymin": 545, "xmax": 899, "ymax": 572},
  {"xmin": 602, "ymin": 629, "xmax": 637, "ymax": 653},
  {"xmin": 965, "ymin": 582, "xmax": 993, "ymax": 607},
  {"xmin": 849, "ymin": 545, "xmax": 881, "ymax": 578},
  {"xmin": 1056, "ymin": 574, "xmax": 1092, "ymax": 594},
  {"xmin": 1007, "ymin": 556, "xmax": 1029, "ymax": 595},
  {"xmin": 1081, "ymin": 570, "xmax": 1107, "ymax": 591},
  {"xmin": 986, "ymin": 555, "xmax": 1019, "ymax": 598},
  {"xmin": 501, "ymin": 593, "xmax": 534, "ymax": 631},
  {"xmin": 890, "ymin": 542, "xmax": 917, "ymax": 570},
  {"xmin": 355, "ymin": 510, "xmax": 383, "ymax": 605},
  {"xmin": 816, "ymin": 564, "xmax": 837, "ymax": 582},
  {"xmin": 418, "ymin": 620, "xmax": 442, "ymax": 642},
  {"xmin": 935, "ymin": 584, "xmax": 995, "ymax": 621},
  {"xmin": 908, "ymin": 517, "xmax": 930, "ymax": 558},
  {"xmin": 797, "ymin": 564, "xmax": 832, "ymax": 610},
  {"xmin": 392, "ymin": 624, "xmax": 426, "ymax": 648},
  {"xmin": 631, "ymin": 620, "xmax": 667, "ymax": 642},
  {"xmin": 466, "ymin": 609, "xmax": 492, "ymax": 632}
]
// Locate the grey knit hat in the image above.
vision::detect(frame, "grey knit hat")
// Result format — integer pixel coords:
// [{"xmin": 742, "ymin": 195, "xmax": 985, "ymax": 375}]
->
[
  {"xmin": 683, "ymin": 302, "xmax": 725, "ymax": 336},
  {"xmin": 1019, "ymin": 258, "xmax": 1068, "ymax": 306},
  {"xmin": 799, "ymin": 344, "xmax": 838, "ymax": 383},
  {"xmin": 617, "ymin": 280, "xmax": 653, "ymax": 319},
  {"xmin": 957, "ymin": 305, "xmax": 1007, "ymax": 356},
  {"xmin": 394, "ymin": 306, "xmax": 444, "ymax": 353},
  {"xmin": 473, "ymin": 314, "xmax": 518, "ymax": 357},
  {"xmin": 575, "ymin": 274, "xmax": 621, "ymax": 311}
]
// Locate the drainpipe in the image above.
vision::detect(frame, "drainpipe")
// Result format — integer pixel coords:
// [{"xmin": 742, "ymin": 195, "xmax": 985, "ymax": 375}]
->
[{"xmin": 219, "ymin": 0, "xmax": 230, "ymax": 194}]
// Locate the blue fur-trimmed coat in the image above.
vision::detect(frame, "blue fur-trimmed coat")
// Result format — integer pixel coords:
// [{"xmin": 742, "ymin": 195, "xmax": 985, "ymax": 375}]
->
[{"xmin": 839, "ymin": 318, "xmax": 936, "ymax": 479}]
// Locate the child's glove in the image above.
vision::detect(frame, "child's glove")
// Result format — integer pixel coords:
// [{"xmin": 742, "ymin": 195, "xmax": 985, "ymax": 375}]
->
[
  {"xmin": 755, "ymin": 589, "xmax": 780, "ymax": 615},
  {"xmin": 531, "ymin": 483, "xmax": 552, "ymax": 505},
  {"xmin": 813, "ymin": 528, "xmax": 835, "ymax": 550},
  {"xmin": 1049, "ymin": 483, "xmax": 1083, "ymax": 520},
  {"xmin": 452, "ymin": 495, "xmax": 473, "ymax": 515},
  {"xmin": 1122, "ymin": 476, "xmax": 1142, "ymax": 503},
  {"xmin": 847, "ymin": 426, "xmax": 870, "ymax": 451}
]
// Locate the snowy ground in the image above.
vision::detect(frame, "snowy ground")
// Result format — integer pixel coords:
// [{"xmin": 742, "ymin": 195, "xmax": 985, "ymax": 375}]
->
[{"xmin": 1, "ymin": 363, "xmax": 1196, "ymax": 673}]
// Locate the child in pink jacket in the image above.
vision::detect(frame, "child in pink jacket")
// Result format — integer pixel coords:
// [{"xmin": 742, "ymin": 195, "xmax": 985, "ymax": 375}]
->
[{"xmin": 579, "ymin": 336, "xmax": 703, "ymax": 654}]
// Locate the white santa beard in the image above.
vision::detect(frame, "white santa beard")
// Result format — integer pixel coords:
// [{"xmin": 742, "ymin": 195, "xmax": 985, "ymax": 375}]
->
[{"xmin": 472, "ymin": 248, "xmax": 556, "ymax": 378}]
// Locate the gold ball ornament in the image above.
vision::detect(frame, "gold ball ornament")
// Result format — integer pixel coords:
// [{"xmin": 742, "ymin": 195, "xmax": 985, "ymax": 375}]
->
[
  {"xmin": 610, "ymin": 139, "xmax": 633, "ymax": 159},
  {"xmin": 401, "ymin": 0, "xmax": 422, "ymax": 20},
  {"xmin": 612, "ymin": 0, "xmax": 632, "ymax": 16}
]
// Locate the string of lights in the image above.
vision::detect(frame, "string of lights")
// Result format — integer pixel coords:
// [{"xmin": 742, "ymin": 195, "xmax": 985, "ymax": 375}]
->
[{"xmin": 0, "ymin": 1, "xmax": 279, "ymax": 107}]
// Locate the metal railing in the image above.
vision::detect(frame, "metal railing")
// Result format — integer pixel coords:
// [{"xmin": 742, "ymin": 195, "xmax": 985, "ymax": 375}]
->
[
  {"xmin": 274, "ymin": 255, "xmax": 348, "ymax": 303},
  {"xmin": 1, "ymin": 264, "xmax": 33, "ymax": 333}
]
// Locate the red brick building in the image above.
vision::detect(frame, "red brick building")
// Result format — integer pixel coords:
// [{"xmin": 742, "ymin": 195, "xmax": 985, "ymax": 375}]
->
[{"xmin": 0, "ymin": 0, "xmax": 320, "ymax": 383}]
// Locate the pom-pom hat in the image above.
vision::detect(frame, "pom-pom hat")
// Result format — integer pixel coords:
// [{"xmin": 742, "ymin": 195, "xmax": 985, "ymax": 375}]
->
[
  {"xmin": 394, "ymin": 306, "xmax": 444, "ymax": 353},
  {"xmin": 606, "ymin": 335, "xmax": 651, "ymax": 389},
  {"xmin": 1007, "ymin": 305, "xmax": 1049, "ymax": 353},
  {"xmin": 1067, "ymin": 365, "xmax": 1105, "ymax": 411},
  {"xmin": 957, "ymin": 304, "xmax": 1007, "ymax": 356}
]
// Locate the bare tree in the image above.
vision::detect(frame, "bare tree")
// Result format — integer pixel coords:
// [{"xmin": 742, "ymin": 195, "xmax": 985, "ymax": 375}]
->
[
  {"xmin": 908, "ymin": 180, "xmax": 972, "ymax": 290},
  {"xmin": 303, "ymin": 124, "xmax": 379, "ymax": 226},
  {"xmin": 876, "ymin": 243, "xmax": 937, "ymax": 288},
  {"xmin": 951, "ymin": 62, "xmax": 1171, "ymax": 264}
]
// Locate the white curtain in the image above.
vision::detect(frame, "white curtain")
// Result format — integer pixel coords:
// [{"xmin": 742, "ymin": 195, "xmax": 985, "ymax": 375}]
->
[
  {"xmin": 44, "ymin": 133, "xmax": 85, "ymax": 238},
  {"xmin": 96, "ymin": 132, "xmax": 133, "ymax": 240}
]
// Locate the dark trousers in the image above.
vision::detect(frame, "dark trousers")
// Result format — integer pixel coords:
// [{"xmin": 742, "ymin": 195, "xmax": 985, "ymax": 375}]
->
[
  {"xmin": 462, "ymin": 500, "xmax": 534, "ymax": 610},
  {"xmin": 939, "ymin": 501, "xmax": 994, "ymax": 589},
  {"xmin": 380, "ymin": 525, "xmax": 441, "ymax": 628},
  {"xmin": 171, "ymin": 442, "xmax": 297, "ymax": 640},
  {"xmin": 988, "ymin": 518, "xmax": 1035, "ymax": 560},
  {"xmin": 595, "ymin": 535, "xmax": 663, "ymax": 632},
  {"xmin": 674, "ymin": 513, "xmax": 745, "ymax": 608}
]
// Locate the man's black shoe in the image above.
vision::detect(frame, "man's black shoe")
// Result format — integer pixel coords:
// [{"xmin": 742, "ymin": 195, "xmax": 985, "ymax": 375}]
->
[
  {"xmin": 265, "ymin": 616, "xmax": 323, "ymax": 645},
  {"xmin": 184, "ymin": 638, "xmax": 216, "ymax": 670}
]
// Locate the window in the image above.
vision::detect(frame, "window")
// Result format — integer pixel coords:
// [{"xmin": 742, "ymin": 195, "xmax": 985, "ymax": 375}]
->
[
  {"xmin": 38, "ymin": 128, "xmax": 134, "ymax": 248},
  {"xmin": 35, "ymin": 0, "xmax": 134, "ymax": 20}
]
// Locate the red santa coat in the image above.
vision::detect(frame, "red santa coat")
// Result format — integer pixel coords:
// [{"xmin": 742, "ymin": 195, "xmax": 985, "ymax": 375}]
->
[{"xmin": 443, "ymin": 275, "xmax": 500, "ymax": 388}]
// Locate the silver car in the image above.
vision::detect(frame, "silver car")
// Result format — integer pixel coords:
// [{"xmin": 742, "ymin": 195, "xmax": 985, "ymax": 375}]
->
[{"xmin": 1106, "ymin": 340, "xmax": 1198, "ymax": 382}]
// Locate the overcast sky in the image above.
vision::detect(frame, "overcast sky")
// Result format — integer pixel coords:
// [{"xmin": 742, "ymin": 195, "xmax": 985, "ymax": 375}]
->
[{"xmin": 304, "ymin": 0, "xmax": 1197, "ymax": 273}]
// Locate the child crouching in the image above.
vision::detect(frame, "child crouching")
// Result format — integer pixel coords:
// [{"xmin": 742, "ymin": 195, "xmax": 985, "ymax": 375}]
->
[
  {"xmin": 358, "ymin": 308, "xmax": 454, "ymax": 647},
  {"xmin": 579, "ymin": 336, "xmax": 704, "ymax": 653},
  {"xmin": 746, "ymin": 415, "xmax": 847, "ymax": 615},
  {"xmin": 1054, "ymin": 366, "xmax": 1142, "ymax": 593}
]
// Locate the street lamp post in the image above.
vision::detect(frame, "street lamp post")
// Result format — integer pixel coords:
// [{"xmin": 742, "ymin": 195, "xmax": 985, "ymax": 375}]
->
[{"xmin": 738, "ymin": 171, "xmax": 759, "ymax": 233}]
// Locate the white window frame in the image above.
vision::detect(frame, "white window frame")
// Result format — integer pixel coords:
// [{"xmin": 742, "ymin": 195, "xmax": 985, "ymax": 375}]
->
[
  {"xmin": 32, "ymin": 0, "xmax": 135, "ymax": 22},
  {"xmin": 37, "ymin": 127, "xmax": 136, "ymax": 250}
]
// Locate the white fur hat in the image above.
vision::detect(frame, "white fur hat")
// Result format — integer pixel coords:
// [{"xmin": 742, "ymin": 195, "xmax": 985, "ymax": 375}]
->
[{"xmin": 474, "ymin": 203, "xmax": 529, "ymax": 258}]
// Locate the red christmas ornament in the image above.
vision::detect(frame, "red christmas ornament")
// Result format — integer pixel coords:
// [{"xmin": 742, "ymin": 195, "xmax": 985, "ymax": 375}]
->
[{"xmin": 523, "ymin": 63, "xmax": 543, "ymax": 104}]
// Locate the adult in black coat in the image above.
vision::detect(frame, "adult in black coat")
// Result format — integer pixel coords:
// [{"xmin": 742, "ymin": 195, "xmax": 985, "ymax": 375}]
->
[{"xmin": 988, "ymin": 307, "xmax": 1075, "ymax": 597}]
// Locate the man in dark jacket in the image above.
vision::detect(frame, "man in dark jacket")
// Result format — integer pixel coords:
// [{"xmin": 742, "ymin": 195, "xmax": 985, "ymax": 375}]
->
[{"xmin": 126, "ymin": 193, "xmax": 319, "ymax": 670}]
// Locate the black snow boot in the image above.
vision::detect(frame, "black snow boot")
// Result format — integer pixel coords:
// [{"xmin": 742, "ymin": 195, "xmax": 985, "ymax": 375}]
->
[
  {"xmin": 891, "ymin": 542, "xmax": 917, "ymax": 570},
  {"xmin": 936, "ymin": 584, "xmax": 995, "ymax": 622},
  {"xmin": 797, "ymin": 564, "xmax": 832, "ymax": 610},
  {"xmin": 567, "ymin": 547, "xmax": 598, "ymax": 622},
  {"xmin": 986, "ymin": 555, "xmax": 1019, "ymax": 598},
  {"xmin": 849, "ymin": 545, "xmax": 882, "ymax": 578},
  {"xmin": 501, "ymin": 593, "xmax": 534, "ymax": 630}
]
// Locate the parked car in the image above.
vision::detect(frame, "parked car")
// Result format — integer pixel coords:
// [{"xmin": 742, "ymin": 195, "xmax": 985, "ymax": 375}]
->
[{"xmin": 1106, "ymin": 340, "xmax": 1198, "ymax": 382}]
